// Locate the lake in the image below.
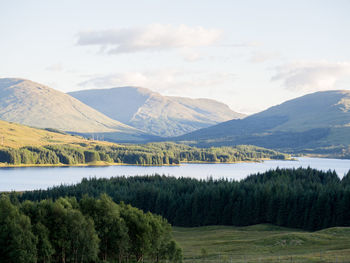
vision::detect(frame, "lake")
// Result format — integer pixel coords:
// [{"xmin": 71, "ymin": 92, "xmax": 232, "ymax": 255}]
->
[{"xmin": 0, "ymin": 157, "xmax": 349, "ymax": 191}]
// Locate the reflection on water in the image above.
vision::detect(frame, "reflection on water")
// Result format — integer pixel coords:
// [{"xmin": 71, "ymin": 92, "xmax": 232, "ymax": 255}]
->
[{"xmin": 0, "ymin": 157, "xmax": 349, "ymax": 191}]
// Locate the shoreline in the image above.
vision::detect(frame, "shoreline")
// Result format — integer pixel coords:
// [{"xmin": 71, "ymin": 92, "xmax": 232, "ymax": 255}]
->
[{"xmin": 0, "ymin": 157, "xmax": 294, "ymax": 168}]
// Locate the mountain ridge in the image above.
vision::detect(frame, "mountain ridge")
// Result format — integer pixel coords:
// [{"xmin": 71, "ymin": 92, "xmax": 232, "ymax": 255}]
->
[
  {"xmin": 174, "ymin": 90, "xmax": 350, "ymax": 154},
  {"xmin": 0, "ymin": 78, "xmax": 150, "ymax": 141},
  {"xmin": 68, "ymin": 86, "xmax": 246, "ymax": 137}
]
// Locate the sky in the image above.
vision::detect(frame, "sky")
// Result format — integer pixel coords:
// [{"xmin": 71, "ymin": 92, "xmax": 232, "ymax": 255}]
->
[{"xmin": 1, "ymin": 0, "xmax": 350, "ymax": 114}]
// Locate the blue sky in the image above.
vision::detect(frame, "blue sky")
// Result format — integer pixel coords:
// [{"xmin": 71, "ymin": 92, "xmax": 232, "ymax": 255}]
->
[{"xmin": 1, "ymin": 0, "xmax": 350, "ymax": 113}]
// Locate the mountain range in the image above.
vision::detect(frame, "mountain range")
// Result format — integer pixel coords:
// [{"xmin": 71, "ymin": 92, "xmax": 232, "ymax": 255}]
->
[
  {"xmin": 0, "ymin": 78, "xmax": 151, "ymax": 142},
  {"xmin": 68, "ymin": 87, "xmax": 245, "ymax": 137},
  {"xmin": 1, "ymin": 77, "xmax": 350, "ymax": 157},
  {"xmin": 0, "ymin": 78, "xmax": 244, "ymax": 141},
  {"xmin": 175, "ymin": 90, "xmax": 350, "ymax": 154}
]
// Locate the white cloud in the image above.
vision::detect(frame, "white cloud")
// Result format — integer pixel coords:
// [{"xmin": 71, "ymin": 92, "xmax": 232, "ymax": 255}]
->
[
  {"xmin": 78, "ymin": 69, "xmax": 236, "ymax": 97},
  {"xmin": 77, "ymin": 24, "xmax": 222, "ymax": 54},
  {"xmin": 271, "ymin": 61, "xmax": 350, "ymax": 92},
  {"xmin": 179, "ymin": 48, "xmax": 202, "ymax": 62},
  {"xmin": 249, "ymin": 51, "xmax": 280, "ymax": 63}
]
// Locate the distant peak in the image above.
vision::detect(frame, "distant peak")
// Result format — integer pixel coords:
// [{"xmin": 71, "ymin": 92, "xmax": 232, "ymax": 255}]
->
[
  {"xmin": 0, "ymin": 78, "xmax": 51, "ymax": 89},
  {"xmin": 110, "ymin": 86, "xmax": 156, "ymax": 94},
  {"xmin": 70, "ymin": 85, "xmax": 157, "ymax": 96},
  {"xmin": 306, "ymin": 89, "xmax": 350, "ymax": 95},
  {"xmin": 0, "ymin": 78, "xmax": 26, "ymax": 87}
]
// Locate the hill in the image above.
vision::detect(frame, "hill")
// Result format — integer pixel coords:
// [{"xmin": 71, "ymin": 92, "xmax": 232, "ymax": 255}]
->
[
  {"xmin": 175, "ymin": 90, "xmax": 350, "ymax": 156},
  {"xmin": 0, "ymin": 78, "xmax": 150, "ymax": 142},
  {"xmin": 68, "ymin": 86, "xmax": 245, "ymax": 137},
  {"xmin": 0, "ymin": 119, "xmax": 124, "ymax": 149}
]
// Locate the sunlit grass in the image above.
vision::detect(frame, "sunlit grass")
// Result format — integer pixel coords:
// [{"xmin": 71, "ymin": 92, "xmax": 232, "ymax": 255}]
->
[{"xmin": 0, "ymin": 120, "xmax": 114, "ymax": 149}]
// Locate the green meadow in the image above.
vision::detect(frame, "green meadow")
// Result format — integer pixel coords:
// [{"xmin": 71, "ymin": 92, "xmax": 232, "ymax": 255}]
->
[{"xmin": 173, "ymin": 224, "xmax": 350, "ymax": 263}]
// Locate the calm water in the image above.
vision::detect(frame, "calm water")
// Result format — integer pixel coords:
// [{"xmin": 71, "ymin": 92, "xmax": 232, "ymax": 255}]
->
[{"xmin": 0, "ymin": 157, "xmax": 349, "ymax": 191}]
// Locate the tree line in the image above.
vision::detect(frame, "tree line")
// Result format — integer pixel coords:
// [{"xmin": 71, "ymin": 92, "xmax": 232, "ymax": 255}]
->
[
  {"xmin": 0, "ymin": 143, "xmax": 289, "ymax": 166},
  {"xmin": 0, "ymin": 194, "xmax": 182, "ymax": 263},
  {"xmin": 20, "ymin": 167, "xmax": 350, "ymax": 231}
]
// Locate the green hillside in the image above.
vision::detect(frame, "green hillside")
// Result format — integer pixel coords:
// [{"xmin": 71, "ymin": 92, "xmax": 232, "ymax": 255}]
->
[
  {"xmin": 0, "ymin": 78, "xmax": 149, "ymax": 141},
  {"xmin": 0, "ymin": 119, "xmax": 289, "ymax": 166},
  {"xmin": 0, "ymin": 119, "xmax": 115, "ymax": 149},
  {"xmin": 173, "ymin": 224, "xmax": 350, "ymax": 262},
  {"xmin": 175, "ymin": 90, "xmax": 350, "ymax": 157},
  {"xmin": 69, "ymin": 86, "xmax": 245, "ymax": 137}
]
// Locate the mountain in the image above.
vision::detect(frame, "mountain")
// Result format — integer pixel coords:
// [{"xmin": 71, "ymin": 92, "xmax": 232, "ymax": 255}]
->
[
  {"xmin": 175, "ymin": 90, "xmax": 350, "ymax": 154},
  {"xmin": 0, "ymin": 78, "xmax": 150, "ymax": 142},
  {"xmin": 68, "ymin": 87, "xmax": 246, "ymax": 137}
]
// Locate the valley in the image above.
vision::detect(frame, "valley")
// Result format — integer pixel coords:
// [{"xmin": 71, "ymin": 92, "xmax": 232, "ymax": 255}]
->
[{"xmin": 2, "ymin": 2, "xmax": 349, "ymax": 263}]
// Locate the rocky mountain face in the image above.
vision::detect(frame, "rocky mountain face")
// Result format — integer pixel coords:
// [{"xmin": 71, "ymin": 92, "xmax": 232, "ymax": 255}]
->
[{"xmin": 69, "ymin": 87, "xmax": 245, "ymax": 137}]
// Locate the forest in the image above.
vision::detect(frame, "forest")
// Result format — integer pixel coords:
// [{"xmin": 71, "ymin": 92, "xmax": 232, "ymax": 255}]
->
[
  {"xmin": 0, "ymin": 194, "xmax": 182, "ymax": 263},
  {"xmin": 20, "ymin": 167, "xmax": 350, "ymax": 231},
  {"xmin": 0, "ymin": 142, "xmax": 289, "ymax": 166}
]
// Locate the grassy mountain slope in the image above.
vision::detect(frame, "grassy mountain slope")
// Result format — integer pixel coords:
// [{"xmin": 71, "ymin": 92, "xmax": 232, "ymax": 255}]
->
[
  {"xmin": 68, "ymin": 86, "xmax": 246, "ymax": 137},
  {"xmin": 174, "ymin": 224, "xmax": 350, "ymax": 262},
  {"xmin": 0, "ymin": 79, "xmax": 146, "ymax": 142},
  {"xmin": 0, "ymin": 119, "xmax": 116, "ymax": 149},
  {"xmin": 175, "ymin": 90, "xmax": 350, "ymax": 155}
]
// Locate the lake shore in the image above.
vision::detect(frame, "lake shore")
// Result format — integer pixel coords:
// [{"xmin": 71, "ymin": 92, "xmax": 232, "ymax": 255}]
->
[
  {"xmin": 1, "ymin": 157, "xmax": 349, "ymax": 192},
  {"xmin": 0, "ymin": 157, "xmax": 295, "ymax": 168}
]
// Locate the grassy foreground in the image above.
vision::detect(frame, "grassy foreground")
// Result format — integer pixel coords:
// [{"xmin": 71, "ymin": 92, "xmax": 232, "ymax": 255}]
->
[{"xmin": 173, "ymin": 224, "xmax": 350, "ymax": 263}]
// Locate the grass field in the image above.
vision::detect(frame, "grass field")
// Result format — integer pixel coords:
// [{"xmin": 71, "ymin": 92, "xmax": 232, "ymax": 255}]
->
[
  {"xmin": 173, "ymin": 224, "xmax": 350, "ymax": 263},
  {"xmin": 0, "ymin": 119, "xmax": 116, "ymax": 148}
]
